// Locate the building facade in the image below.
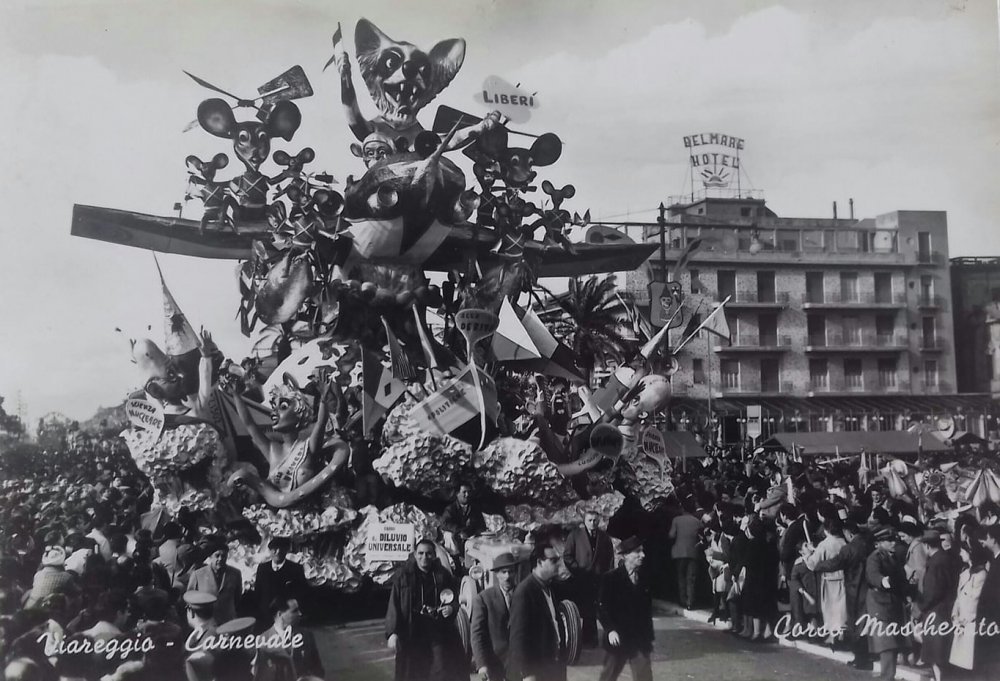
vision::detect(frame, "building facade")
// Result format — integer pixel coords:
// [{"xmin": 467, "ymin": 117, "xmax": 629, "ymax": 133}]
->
[
  {"xmin": 951, "ymin": 257, "xmax": 1000, "ymax": 395},
  {"xmin": 624, "ymin": 195, "xmax": 993, "ymax": 439}
]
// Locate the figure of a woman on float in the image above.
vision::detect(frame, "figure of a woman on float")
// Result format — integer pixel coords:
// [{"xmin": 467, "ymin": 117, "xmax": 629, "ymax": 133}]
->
[{"xmin": 227, "ymin": 372, "xmax": 349, "ymax": 508}]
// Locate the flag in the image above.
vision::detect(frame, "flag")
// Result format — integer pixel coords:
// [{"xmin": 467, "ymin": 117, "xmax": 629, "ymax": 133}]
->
[
  {"xmin": 154, "ymin": 255, "xmax": 199, "ymax": 355},
  {"xmin": 361, "ymin": 351, "xmax": 406, "ymax": 435},
  {"xmin": 699, "ymin": 300, "xmax": 731, "ymax": 344},
  {"xmin": 322, "ymin": 24, "xmax": 343, "ymax": 72},
  {"xmin": 678, "ymin": 301, "xmax": 704, "ymax": 343},
  {"xmin": 381, "ymin": 317, "xmax": 417, "ymax": 381},
  {"xmin": 492, "ymin": 299, "xmax": 584, "ymax": 382},
  {"xmin": 412, "ymin": 306, "xmax": 442, "ymax": 370},
  {"xmin": 408, "ymin": 364, "xmax": 499, "ymax": 446}
]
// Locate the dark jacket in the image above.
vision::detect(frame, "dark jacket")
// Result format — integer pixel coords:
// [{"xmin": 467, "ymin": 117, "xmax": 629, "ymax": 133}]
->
[
  {"xmin": 441, "ymin": 501, "xmax": 487, "ymax": 539},
  {"xmin": 254, "ymin": 560, "xmax": 307, "ymax": 618},
  {"xmin": 864, "ymin": 547, "xmax": 908, "ymax": 654},
  {"xmin": 779, "ymin": 517, "xmax": 808, "ymax": 578},
  {"xmin": 252, "ymin": 625, "xmax": 323, "ymax": 681},
  {"xmin": 471, "ymin": 585, "xmax": 512, "ymax": 677},
  {"xmin": 563, "ymin": 526, "xmax": 613, "ymax": 575},
  {"xmin": 812, "ymin": 531, "xmax": 874, "ymax": 623},
  {"xmin": 508, "ymin": 574, "xmax": 565, "ymax": 681},
  {"xmin": 916, "ymin": 548, "xmax": 958, "ymax": 665},
  {"xmin": 597, "ymin": 565, "xmax": 654, "ymax": 655},
  {"xmin": 385, "ymin": 558, "xmax": 464, "ymax": 681}
]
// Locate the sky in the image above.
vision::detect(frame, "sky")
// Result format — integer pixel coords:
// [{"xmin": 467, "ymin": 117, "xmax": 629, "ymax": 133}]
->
[{"xmin": 0, "ymin": 0, "xmax": 998, "ymax": 425}]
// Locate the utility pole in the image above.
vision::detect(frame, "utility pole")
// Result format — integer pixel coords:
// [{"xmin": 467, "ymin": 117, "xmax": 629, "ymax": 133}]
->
[{"xmin": 657, "ymin": 202, "xmax": 667, "ymax": 283}]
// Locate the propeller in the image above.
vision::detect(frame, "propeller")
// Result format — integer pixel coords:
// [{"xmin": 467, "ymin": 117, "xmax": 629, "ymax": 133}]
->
[{"xmin": 182, "ymin": 66, "xmax": 314, "ymax": 131}]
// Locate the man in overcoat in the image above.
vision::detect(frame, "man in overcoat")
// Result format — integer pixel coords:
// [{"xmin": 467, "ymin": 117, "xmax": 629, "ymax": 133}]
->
[
  {"xmin": 863, "ymin": 527, "xmax": 909, "ymax": 681},
  {"xmin": 471, "ymin": 552, "xmax": 521, "ymax": 680},
  {"xmin": 508, "ymin": 540, "xmax": 568, "ymax": 681},
  {"xmin": 596, "ymin": 536, "xmax": 654, "ymax": 681},
  {"xmin": 810, "ymin": 511, "xmax": 874, "ymax": 669},
  {"xmin": 385, "ymin": 539, "xmax": 465, "ymax": 681},
  {"xmin": 563, "ymin": 509, "xmax": 614, "ymax": 646}
]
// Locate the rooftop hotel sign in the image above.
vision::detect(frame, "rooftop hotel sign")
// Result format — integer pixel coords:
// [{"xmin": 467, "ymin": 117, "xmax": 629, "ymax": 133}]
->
[{"xmin": 683, "ymin": 133, "xmax": 744, "ymax": 189}]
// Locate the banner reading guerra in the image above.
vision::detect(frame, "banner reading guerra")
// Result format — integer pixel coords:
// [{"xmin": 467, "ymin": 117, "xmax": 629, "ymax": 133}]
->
[{"xmin": 366, "ymin": 522, "xmax": 415, "ymax": 563}]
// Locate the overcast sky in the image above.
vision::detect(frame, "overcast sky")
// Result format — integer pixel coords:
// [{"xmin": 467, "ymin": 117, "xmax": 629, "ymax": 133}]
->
[{"xmin": 0, "ymin": 0, "xmax": 998, "ymax": 424}]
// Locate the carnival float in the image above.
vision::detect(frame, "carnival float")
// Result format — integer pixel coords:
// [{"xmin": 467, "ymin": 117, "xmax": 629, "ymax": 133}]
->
[{"xmin": 69, "ymin": 19, "xmax": 1000, "ymax": 665}]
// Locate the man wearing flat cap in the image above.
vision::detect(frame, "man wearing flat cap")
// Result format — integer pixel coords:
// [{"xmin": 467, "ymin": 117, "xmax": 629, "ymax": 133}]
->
[
  {"xmin": 596, "ymin": 537, "xmax": 654, "ymax": 681},
  {"xmin": 471, "ymin": 552, "xmax": 521, "ymax": 681}
]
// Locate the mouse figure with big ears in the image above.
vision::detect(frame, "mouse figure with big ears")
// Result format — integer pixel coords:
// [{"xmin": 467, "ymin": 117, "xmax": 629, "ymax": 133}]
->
[{"xmin": 196, "ymin": 98, "xmax": 302, "ymax": 228}]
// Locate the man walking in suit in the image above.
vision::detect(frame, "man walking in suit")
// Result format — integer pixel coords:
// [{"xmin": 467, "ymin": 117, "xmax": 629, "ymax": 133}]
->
[
  {"xmin": 253, "ymin": 596, "xmax": 324, "ymax": 681},
  {"xmin": 564, "ymin": 509, "xmax": 613, "ymax": 646},
  {"xmin": 508, "ymin": 540, "xmax": 568, "ymax": 681},
  {"xmin": 187, "ymin": 541, "xmax": 242, "ymax": 624},
  {"xmin": 472, "ymin": 552, "xmax": 521, "ymax": 680},
  {"xmin": 597, "ymin": 536, "xmax": 654, "ymax": 681},
  {"xmin": 254, "ymin": 537, "xmax": 307, "ymax": 625},
  {"xmin": 669, "ymin": 501, "xmax": 703, "ymax": 609}
]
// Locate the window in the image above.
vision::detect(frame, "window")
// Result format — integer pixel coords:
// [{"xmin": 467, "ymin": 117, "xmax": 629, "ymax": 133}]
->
[
  {"xmin": 843, "ymin": 316, "xmax": 861, "ymax": 345},
  {"xmin": 844, "ymin": 358, "xmax": 863, "ymax": 389},
  {"xmin": 740, "ymin": 206, "xmax": 752, "ymax": 217},
  {"xmin": 759, "ymin": 313, "xmax": 778, "ymax": 346},
  {"xmin": 878, "ymin": 358, "xmax": 897, "ymax": 388},
  {"xmin": 807, "ymin": 315, "xmax": 826, "ymax": 346},
  {"xmin": 806, "ymin": 271, "xmax": 825, "ymax": 303},
  {"xmin": 690, "ymin": 269, "xmax": 701, "ymax": 294},
  {"xmin": 693, "ymin": 359, "xmax": 705, "ymax": 384},
  {"xmin": 757, "ymin": 271, "xmax": 775, "ymax": 303},
  {"xmin": 920, "ymin": 275, "xmax": 934, "ymax": 306},
  {"xmin": 761, "ymin": 358, "xmax": 780, "ymax": 392},
  {"xmin": 922, "ymin": 316, "xmax": 937, "ymax": 348},
  {"xmin": 840, "ymin": 272, "xmax": 859, "ymax": 303},
  {"xmin": 918, "ymin": 232, "xmax": 931, "ymax": 262},
  {"xmin": 876, "ymin": 314, "xmax": 895, "ymax": 344},
  {"xmin": 718, "ymin": 270, "xmax": 736, "ymax": 300},
  {"xmin": 809, "ymin": 359, "xmax": 829, "ymax": 390},
  {"xmin": 924, "ymin": 360, "xmax": 939, "ymax": 388},
  {"xmin": 874, "ymin": 272, "xmax": 893, "ymax": 304},
  {"xmin": 721, "ymin": 360, "xmax": 740, "ymax": 390}
]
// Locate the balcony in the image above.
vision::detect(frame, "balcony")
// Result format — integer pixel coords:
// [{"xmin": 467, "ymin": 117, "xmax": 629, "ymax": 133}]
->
[
  {"xmin": 805, "ymin": 333, "xmax": 907, "ymax": 352},
  {"xmin": 714, "ymin": 334, "xmax": 793, "ymax": 352},
  {"xmin": 719, "ymin": 291, "xmax": 791, "ymax": 309},
  {"xmin": 802, "ymin": 291, "xmax": 906, "ymax": 309},
  {"xmin": 921, "ymin": 382, "xmax": 952, "ymax": 394},
  {"xmin": 807, "ymin": 380, "xmax": 914, "ymax": 396},
  {"xmin": 920, "ymin": 337, "xmax": 946, "ymax": 352},
  {"xmin": 917, "ymin": 294, "xmax": 944, "ymax": 309},
  {"xmin": 915, "ymin": 251, "xmax": 945, "ymax": 266}
]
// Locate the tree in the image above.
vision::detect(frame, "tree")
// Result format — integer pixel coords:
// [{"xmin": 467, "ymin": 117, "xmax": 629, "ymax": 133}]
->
[
  {"xmin": 536, "ymin": 275, "xmax": 635, "ymax": 380},
  {"xmin": 0, "ymin": 396, "xmax": 25, "ymax": 452}
]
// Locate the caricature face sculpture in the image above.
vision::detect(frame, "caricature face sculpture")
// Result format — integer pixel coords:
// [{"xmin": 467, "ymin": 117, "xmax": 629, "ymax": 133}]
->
[
  {"xmin": 619, "ymin": 374, "xmax": 672, "ymax": 426},
  {"xmin": 132, "ymin": 338, "xmax": 199, "ymax": 405},
  {"xmin": 269, "ymin": 379, "xmax": 313, "ymax": 434},
  {"xmin": 355, "ymin": 19, "xmax": 465, "ymax": 128}
]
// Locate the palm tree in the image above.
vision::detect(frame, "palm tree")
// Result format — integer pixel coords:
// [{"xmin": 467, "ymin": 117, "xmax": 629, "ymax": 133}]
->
[{"xmin": 536, "ymin": 275, "xmax": 635, "ymax": 380}]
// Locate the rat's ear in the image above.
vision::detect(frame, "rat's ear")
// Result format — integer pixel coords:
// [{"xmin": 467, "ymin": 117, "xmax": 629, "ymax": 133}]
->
[
  {"xmin": 185, "ymin": 155, "xmax": 203, "ymax": 172},
  {"xmin": 560, "ymin": 184, "xmax": 576, "ymax": 200},
  {"xmin": 297, "ymin": 147, "xmax": 315, "ymax": 164},
  {"xmin": 529, "ymin": 133, "xmax": 562, "ymax": 167},
  {"xmin": 272, "ymin": 150, "xmax": 292, "ymax": 166},
  {"xmin": 197, "ymin": 98, "xmax": 237, "ymax": 139},
  {"xmin": 210, "ymin": 153, "xmax": 229, "ymax": 170}
]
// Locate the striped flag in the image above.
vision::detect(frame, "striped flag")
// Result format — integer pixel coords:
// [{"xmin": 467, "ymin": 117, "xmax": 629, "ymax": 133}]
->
[
  {"xmin": 323, "ymin": 23, "xmax": 343, "ymax": 72},
  {"xmin": 381, "ymin": 317, "xmax": 417, "ymax": 381},
  {"xmin": 361, "ymin": 351, "xmax": 406, "ymax": 435}
]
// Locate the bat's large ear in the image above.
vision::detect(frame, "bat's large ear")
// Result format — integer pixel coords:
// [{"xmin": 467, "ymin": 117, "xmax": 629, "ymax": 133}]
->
[
  {"xmin": 427, "ymin": 38, "xmax": 466, "ymax": 99},
  {"xmin": 266, "ymin": 101, "xmax": 301, "ymax": 142},
  {"xmin": 197, "ymin": 98, "xmax": 236, "ymax": 139},
  {"xmin": 355, "ymin": 18, "xmax": 390, "ymax": 59}
]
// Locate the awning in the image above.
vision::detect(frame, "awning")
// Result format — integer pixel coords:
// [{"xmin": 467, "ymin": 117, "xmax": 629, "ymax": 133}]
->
[
  {"xmin": 764, "ymin": 431, "xmax": 952, "ymax": 457},
  {"xmin": 661, "ymin": 431, "xmax": 711, "ymax": 458},
  {"xmin": 947, "ymin": 431, "xmax": 989, "ymax": 447}
]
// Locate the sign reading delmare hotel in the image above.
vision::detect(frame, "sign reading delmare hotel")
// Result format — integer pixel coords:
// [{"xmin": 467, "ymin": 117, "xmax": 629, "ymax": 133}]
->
[{"xmin": 683, "ymin": 133, "xmax": 745, "ymax": 188}]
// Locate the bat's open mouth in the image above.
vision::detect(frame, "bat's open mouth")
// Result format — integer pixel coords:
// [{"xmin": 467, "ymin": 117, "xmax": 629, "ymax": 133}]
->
[{"xmin": 385, "ymin": 80, "xmax": 423, "ymax": 115}]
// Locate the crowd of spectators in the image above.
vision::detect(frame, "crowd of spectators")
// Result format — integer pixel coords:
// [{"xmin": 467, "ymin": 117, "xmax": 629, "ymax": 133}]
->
[{"xmin": 0, "ymin": 442, "xmax": 321, "ymax": 681}]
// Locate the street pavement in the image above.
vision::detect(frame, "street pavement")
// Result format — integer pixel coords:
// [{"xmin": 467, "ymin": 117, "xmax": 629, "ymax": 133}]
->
[{"xmin": 312, "ymin": 612, "xmax": 873, "ymax": 681}]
